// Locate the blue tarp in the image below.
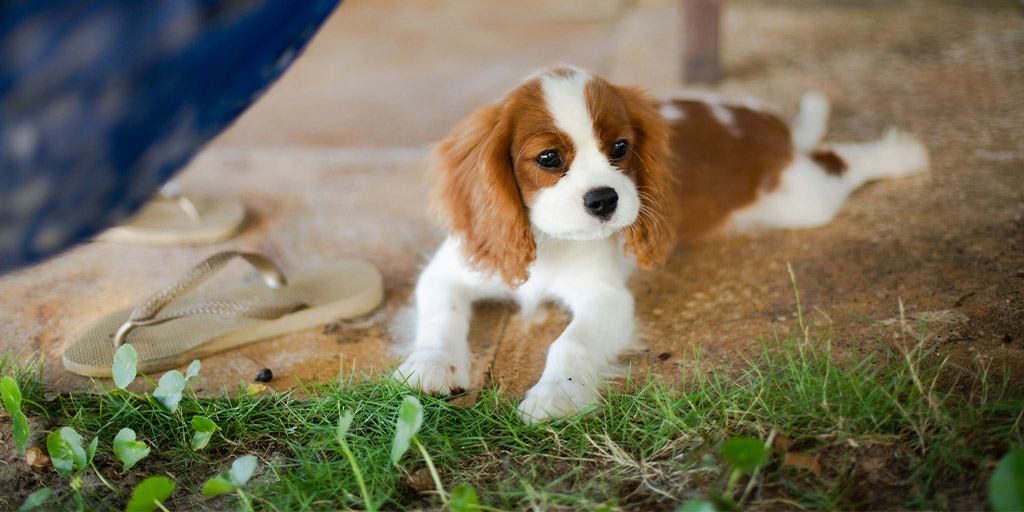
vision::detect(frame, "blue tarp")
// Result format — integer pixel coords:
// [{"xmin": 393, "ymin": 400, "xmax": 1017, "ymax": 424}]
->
[{"xmin": 0, "ymin": 0, "xmax": 342, "ymax": 272}]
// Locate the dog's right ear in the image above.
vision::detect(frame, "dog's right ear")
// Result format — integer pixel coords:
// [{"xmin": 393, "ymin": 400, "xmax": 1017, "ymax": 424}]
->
[{"xmin": 429, "ymin": 103, "xmax": 536, "ymax": 287}]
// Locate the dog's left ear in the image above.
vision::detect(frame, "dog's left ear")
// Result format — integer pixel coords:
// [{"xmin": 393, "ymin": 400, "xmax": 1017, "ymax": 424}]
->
[{"xmin": 615, "ymin": 85, "xmax": 676, "ymax": 269}]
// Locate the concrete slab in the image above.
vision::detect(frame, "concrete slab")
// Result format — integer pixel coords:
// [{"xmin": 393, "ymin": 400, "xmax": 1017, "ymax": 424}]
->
[{"xmin": 1, "ymin": 0, "xmax": 1021, "ymax": 399}]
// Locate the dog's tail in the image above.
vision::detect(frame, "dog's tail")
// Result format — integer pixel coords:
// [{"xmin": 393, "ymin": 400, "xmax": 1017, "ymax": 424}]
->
[{"xmin": 791, "ymin": 91, "xmax": 830, "ymax": 152}]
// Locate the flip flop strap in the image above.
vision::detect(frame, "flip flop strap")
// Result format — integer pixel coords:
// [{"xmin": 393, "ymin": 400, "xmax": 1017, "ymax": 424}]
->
[
  {"xmin": 157, "ymin": 183, "xmax": 202, "ymax": 223},
  {"xmin": 113, "ymin": 251, "xmax": 307, "ymax": 347}
]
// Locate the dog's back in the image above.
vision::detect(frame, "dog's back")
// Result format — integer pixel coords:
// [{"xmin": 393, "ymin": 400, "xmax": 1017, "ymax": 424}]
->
[{"xmin": 661, "ymin": 93, "xmax": 929, "ymax": 241}]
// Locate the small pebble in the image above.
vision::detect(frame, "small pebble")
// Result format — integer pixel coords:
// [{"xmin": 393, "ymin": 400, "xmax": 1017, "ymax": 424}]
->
[
  {"xmin": 255, "ymin": 368, "xmax": 273, "ymax": 382},
  {"xmin": 657, "ymin": 352, "xmax": 672, "ymax": 361}
]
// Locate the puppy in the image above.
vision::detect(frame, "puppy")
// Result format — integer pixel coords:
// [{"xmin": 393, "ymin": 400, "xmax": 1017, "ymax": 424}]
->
[{"xmin": 395, "ymin": 66, "xmax": 928, "ymax": 422}]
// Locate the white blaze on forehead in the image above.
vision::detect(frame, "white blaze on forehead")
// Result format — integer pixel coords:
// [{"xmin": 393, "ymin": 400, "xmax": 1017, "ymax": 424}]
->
[
  {"xmin": 539, "ymin": 69, "xmax": 602, "ymax": 157},
  {"xmin": 529, "ymin": 68, "xmax": 642, "ymax": 241}
]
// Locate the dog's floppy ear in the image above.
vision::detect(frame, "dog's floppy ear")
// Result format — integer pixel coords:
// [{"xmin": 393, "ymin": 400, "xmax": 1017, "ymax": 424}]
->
[
  {"xmin": 615, "ymin": 85, "xmax": 676, "ymax": 269},
  {"xmin": 429, "ymin": 102, "xmax": 535, "ymax": 287}
]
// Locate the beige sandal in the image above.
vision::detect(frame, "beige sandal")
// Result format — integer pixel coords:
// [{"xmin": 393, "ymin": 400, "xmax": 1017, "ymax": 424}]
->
[
  {"xmin": 63, "ymin": 251, "xmax": 384, "ymax": 377},
  {"xmin": 96, "ymin": 192, "xmax": 247, "ymax": 246}
]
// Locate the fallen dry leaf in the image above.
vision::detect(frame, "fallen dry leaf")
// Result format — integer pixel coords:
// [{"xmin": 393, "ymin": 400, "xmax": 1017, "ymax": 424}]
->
[
  {"xmin": 246, "ymin": 383, "xmax": 268, "ymax": 395},
  {"xmin": 782, "ymin": 452, "xmax": 822, "ymax": 477},
  {"xmin": 773, "ymin": 434, "xmax": 792, "ymax": 453},
  {"xmin": 26, "ymin": 446, "xmax": 51, "ymax": 473},
  {"xmin": 406, "ymin": 467, "xmax": 434, "ymax": 494}
]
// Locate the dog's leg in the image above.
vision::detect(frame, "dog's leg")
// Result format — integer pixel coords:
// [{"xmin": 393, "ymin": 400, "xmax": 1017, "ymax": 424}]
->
[
  {"xmin": 517, "ymin": 282, "xmax": 634, "ymax": 422},
  {"xmin": 517, "ymin": 244, "xmax": 634, "ymax": 422},
  {"xmin": 731, "ymin": 128, "xmax": 928, "ymax": 231},
  {"xmin": 395, "ymin": 238, "xmax": 506, "ymax": 394}
]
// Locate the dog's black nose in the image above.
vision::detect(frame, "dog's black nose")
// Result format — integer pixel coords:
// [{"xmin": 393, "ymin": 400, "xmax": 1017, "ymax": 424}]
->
[{"xmin": 583, "ymin": 187, "xmax": 618, "ymax": 220}]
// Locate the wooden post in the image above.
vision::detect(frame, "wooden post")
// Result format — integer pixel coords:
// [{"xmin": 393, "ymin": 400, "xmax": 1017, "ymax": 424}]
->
[{"xmin": 683, "ymin": 0, "xmax": 721, "ymax": 84}]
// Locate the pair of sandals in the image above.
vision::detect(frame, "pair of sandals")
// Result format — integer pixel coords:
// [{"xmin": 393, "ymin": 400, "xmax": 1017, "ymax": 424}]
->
[{"xmin": 63, "ymin": 193, "xmax": 384, "ymax": 377}]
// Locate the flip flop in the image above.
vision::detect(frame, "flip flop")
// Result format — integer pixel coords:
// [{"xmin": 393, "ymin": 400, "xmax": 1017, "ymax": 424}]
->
[
  {"xmin": 96, "ymin": 193, "xmax": 247, "ymax": 246},
  {"xmin": 63, "ymin": 251, "xmax": 384, "ymax": 377}
]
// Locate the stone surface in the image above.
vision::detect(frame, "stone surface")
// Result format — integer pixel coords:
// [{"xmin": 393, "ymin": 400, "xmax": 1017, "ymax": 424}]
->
[{"xmin": 0, "ymin": 0, "xmax": 1021, "ymax": 398}]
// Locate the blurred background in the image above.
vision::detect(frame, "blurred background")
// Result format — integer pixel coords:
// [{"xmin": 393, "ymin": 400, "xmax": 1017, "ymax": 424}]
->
[{"xmin": 214, "ymin": 0, "xmax": 684, "ymax": 148}]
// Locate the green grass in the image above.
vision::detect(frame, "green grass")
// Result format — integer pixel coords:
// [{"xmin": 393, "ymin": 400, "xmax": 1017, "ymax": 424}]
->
[{"xmin": 2, "ymin": 308, "xmax": 1022, "ymax": 511}]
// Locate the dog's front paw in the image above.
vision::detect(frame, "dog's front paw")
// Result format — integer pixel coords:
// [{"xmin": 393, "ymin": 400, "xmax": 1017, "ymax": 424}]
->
[
  {"xmin": 518, "ymin": 378, "xmax": 601, "ymax": 423},
  {"xmin": 394, "ymin": 351, "xmax": 471, "ymax": 395}
]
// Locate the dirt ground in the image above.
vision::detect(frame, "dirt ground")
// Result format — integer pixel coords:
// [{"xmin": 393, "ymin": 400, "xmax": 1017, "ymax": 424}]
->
[{"xmin": 0, "ymin": 0, "xmax": 1021, "ymax": 406}]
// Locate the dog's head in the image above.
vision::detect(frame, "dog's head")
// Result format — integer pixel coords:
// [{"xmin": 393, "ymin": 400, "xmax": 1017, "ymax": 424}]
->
[{"xmin": 430, "ymin": 66, "xmax": 675, "ymax": 286}]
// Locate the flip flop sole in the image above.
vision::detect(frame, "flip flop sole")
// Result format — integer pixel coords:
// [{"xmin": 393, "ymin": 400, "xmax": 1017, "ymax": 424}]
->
[
  {"xmin": 96, "ymin": 195, "xmax": 246, "ymax": 246},
  {"xmin": 63, "ymin": 258, "xmax": 383, "ymax": 377}
]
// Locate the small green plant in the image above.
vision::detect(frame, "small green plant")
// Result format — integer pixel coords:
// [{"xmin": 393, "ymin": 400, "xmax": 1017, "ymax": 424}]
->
[
  {"xmin": 113, "ymin": 353, "xmax": 203, "ymax": 509},
  {"xmin": 126, "ymin": 476, "xmax": 175, "ymax": 512},
  {"xmin": 990, "ymin": 448, "xmax": 1024, "ymax": 512},
  {"xmin": 449, "ymin": 483, "xmax": 482, "ymax": 512},
  {"xmin": 391, "ymin": 395, "xmax": 449, "ymax": 506},
  {"xmin": 679, "ymin": 436, "xmax": 769, "ymax": 512},
  {"xmin": 334, "ymin": 395, "xmax": 490, "ymax": 512},
  {"xmin": 191, "ymin": 415, "xmax": 221, "ymax": 451},
  {"xmin": 112, "ymin": 344, "xmax": 138, "ymax": 390},
  {"xmin": 202, "ymin": 455, "xmax": 259, "ymax": 511},
  {"xmin": 184, "ymin": 360, "xmax": 201, "ymax": 381},
  {"xmin": 153, "ymin": 371, "xmax": 186, "ymax": 412},
  {"xmin": 113, "ymin": 428, "xmax": 151, "ymax": 471},
  {"xmin": 149, "ymin": 360, "xmax": 201, "ymax": 413},
  {"xmin": 12, "ymin": 358, "xmax": 154, "ymax": 511},
  {"xmin": 719, "ymin": 437, "xmax": 768, "ymax": 501},
  {"xmin": 47, "ymin": 426, "xmax": 91, "ymax": 477},
  {"xmin": 46, "ymin": 426, "xmax": 122, "ymax": 509},
  {"xmin": 676, "ymin": 500, "xmax": 715, "ymax": 512},
  {"xmin": 17, "ymin": 488, "xmax": 52, "ymax": 511},
  {"xmin": 388, "ymin": 395, "xmax": 491, "ymax": 512},
  {"xmin": 1, "ymin": 375, "xmax": 29, "ymax": 454}
]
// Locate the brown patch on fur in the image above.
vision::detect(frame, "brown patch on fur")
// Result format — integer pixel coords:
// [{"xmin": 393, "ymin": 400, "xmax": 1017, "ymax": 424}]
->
[
  {"xmin": 810, "ymin": 148, "xmax": 849, "ymax": 176},
  {"xmin": 430, "ymin": 75, "xmax": 591, "ymax": 286},
  {"xmin": 429, "ymin": 98, "xmax": 536, "ymax": 286},
  {"xmin": 508, "ymin": 79, "xmax": 575, "ymax": 204},
  {"xmin": 586, "ymin": 80, "xmax": 676, "ymax": 269},
  {"xmin": 667, "ymin": 100, "xmax": 795, "ymax": 241}
]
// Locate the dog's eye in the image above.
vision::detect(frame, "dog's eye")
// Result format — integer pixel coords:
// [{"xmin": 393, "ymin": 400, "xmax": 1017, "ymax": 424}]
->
[
  {"xmin": 535, "ymin": 149, "xmax": 564, "ymax": 170},
  {"xmin": 609, "ymin": 140, "xmax": 629, "ymax": 161}
]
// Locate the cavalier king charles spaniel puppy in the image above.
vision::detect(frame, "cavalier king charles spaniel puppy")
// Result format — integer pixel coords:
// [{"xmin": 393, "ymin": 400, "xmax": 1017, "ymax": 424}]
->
[{"xmin": 395, "ymin": 66, "xmax": 928, "ymax": 422}]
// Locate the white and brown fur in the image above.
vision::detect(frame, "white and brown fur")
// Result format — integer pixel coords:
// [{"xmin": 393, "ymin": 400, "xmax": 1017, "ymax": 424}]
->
[{"xmin": 395, "ymin": 66, "xmax": 928, "ymax": 422}]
